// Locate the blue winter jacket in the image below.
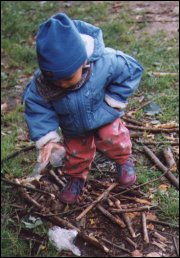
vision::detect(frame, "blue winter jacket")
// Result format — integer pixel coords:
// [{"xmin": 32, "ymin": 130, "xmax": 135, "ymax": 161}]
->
[{"xmin": 23, "ymin": 20, "xmax": 144, "ymax": 142}]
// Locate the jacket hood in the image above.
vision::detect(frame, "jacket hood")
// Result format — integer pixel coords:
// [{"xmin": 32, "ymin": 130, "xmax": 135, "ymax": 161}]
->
[{"xmin": 73, "ymin": 20, "xmax": 105, "ymax": 62}]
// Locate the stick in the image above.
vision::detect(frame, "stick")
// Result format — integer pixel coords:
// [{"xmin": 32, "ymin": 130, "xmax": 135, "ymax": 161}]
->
[
  {"xmin": 135, "ymin": 140, "xmax": 179, "ymax": 146},
  {"xmin": 130, "ymin": 132, "xmax": 144, "ymax": 138},
  {"xmin": 110, "ymin": 206, "xmax": 157, "ymax": 214},
  {"xmin": 101, "ymin": 237, "xmax": 131, "ymax": 254},
  {"xmin": 97, "ymin": 204, "xmax": 126, "ymax": 228},
  {"xmin": 1, "ymin": 145, "xmax": 35, "ymax": 164},
  {"xmin": 123, "ymin": 117, "xmax": 144, "ymax": 126},
  {"xmin": 148, "ymin": 72, "xmax": 178, "ymax": 77},
  {"xmin": 163, "ymin": 147, "xmax": 177, "ymax": 171},
  {"xmin": 1, "ymin": 177, "xmax": 55, "ymax": 198},
  {"xmin": 173, "ymin": 237, "xmax": 179, "ymax": 256},
  {"xmin": 147, "ymin": 219, "xmax": 179, "ymax": 229},
  {"xmin": 122, "ymin": 213, "xmax": 136, "ymax": 238},
  {"xmin": 126, "ymin": 237, "xmax": 138, "ymax": 249},
  {"xmin": 126, "ymin": 124, "xmax": 179, "ymax": 133},
  {"xmin": 142, "ymin": 213, "xmax": 149, "ymax": 243},
  {"xmin": 42, "ymin": 213, "xmax": 110, "ymax": 254},
  {"xmin": 112, "ymin": 170, "xmax": 168, "ymax": 199},
  {"xmin": 15, "ymin": 179, "xmax": 43, "ymax": 209},
  {"xmin": 76, "ymin": 182, "xmax": 118, "ymax": 221},
  {"xmin": 153, "ymin": 232, "xmax": 167, "ymax": 243},
  {"xmin": 143, "ymin": 146, "xmax": 179, "ymax": 190},
  {"xmin": 49, "ymin": 170, "xmax": 65, "ymax": 187}
]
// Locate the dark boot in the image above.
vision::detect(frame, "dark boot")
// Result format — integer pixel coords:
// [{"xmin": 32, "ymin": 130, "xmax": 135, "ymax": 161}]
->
[
  {"xmin": 60, "ymin": 177, "xmax": 85, "ymax": 204},
  {"xmin": 116, "ymin": 157, "xmax": 136, "ymax": 187}
]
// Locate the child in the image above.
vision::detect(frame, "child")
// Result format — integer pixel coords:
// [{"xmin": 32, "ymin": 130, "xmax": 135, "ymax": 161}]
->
[{"xmin": 23, "ymin": 13, "xmax": 144, "ymax": 204}]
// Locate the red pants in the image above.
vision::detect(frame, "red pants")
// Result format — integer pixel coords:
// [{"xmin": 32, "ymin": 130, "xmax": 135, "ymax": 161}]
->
[{"xmin": 62, "ymin": 118, "xmax": 132, "ymax": 180}]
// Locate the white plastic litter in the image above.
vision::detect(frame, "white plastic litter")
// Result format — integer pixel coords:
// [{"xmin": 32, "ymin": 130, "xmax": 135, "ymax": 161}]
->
[
  {"xmin": 49, "ymin": 148, "xmax": 66, "ymax": 167},
  {"xmin": 48, "ymin": 226, "xmax": 81, "ymax": 256}
]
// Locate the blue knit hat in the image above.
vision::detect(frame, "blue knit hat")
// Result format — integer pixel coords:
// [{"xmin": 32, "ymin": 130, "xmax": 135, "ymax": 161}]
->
[{"xmin": 36, "ymin": 13, "xmax": 88, "ymax": 81}]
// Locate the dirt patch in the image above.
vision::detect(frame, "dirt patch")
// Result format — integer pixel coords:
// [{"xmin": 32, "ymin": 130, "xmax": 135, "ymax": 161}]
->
[
  {"xmin": 128, "ymin": 1, "xmax": 179, "ymax": 39},
  {"xmin": 112, "ymin": 1, "xmax": 179, "ymax": 39}
]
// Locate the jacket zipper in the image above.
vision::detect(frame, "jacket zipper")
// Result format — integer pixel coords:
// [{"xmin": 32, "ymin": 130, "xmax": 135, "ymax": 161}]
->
[{"xmin": 76, "ymin": 90, "xmax": 86, "ymax": 132}]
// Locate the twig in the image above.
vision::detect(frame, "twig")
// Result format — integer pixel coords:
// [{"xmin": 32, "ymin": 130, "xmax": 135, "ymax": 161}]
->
[
  {"xmin": 173, "ymin": 237, "xmax": 179, "ymax": 256},
  {"xmin": 41, "ymin": 213, "xmax": 110, "ymax": 254},
  {"xmin": 110, "ymin": 205, "xmax": 157, "ymax": 214},
  {"xmin": 147, "ymin": 219, "xmax": 179, "ymax": 229},
  {"xmin": 14, "ymin": 179, "xmax": 43, "ymax": 209},
  {"xmin": 163, "ymin": 147, "xmax": 177, "ymax": 171},
  {"xmin": 49, "ymin": 170, "xmax": 65, "ymax": 187},
  {"xmin": 142, "ymin": 213, "xmax": 149, "ymax": 243},
  {"xmin": 126, "ymin": 124, "xmax": 179, "ymax": 133},
  {"xmin": 130, "ymin": 132, "xmax": 144, "ymax": 138},
  {"xmin": 135, "ymin": 139, "xmax": 179, "ymax": 146},
  {"xmin": 112, "ymin": 170, "xmax": 169, "ymax": 199},
  {"xmin": 122, "ymin": 213, "xmax": 136, "ymax": 238},
  {"xmin": 101, "ymin": 237, "xmax": 131, "ymax": 254},
  {"xmin": 126, "ymin": 237, "xmax": 137, "ymax": 249},
  {"xmin": 148, "ymin": 72, "xmax": 178, "ymax": 77},
  {"xmin": 1, "ymin": 177, "xmax": 55, "ymax": 198},
  {"xmin": 97, "ymin": 204, "xmax": 126, "ymax": 228},
  {"xmin": 153, "ymin": 232, "xmax": 167, "ymax": 243},
  {"xmin": 123, "ymin": 117, "xmax": 144, "ymax": 126},
  {"xmin": 143, "ymin": 146, "xmax": 179, "ymax": 190},
  {"xmin": 76, "ymin": 182, "xmax": 118, "ymax": 221},
  {"xmin": 1, "ymin": 145, "xmax": 35, "ymax": 164},
  {"xmin": 133, "ymin": 99, "xmax": 156, "ymax": 113}
]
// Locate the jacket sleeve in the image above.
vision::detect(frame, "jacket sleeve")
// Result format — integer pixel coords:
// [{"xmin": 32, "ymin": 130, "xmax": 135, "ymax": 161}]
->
[
  {"xmin": 23, "ymin": 80, "xmax": 60, "ymax": 149},
  {"xmin": 105, "ymin": 51, "xmax": 144, "ymax": 110}
]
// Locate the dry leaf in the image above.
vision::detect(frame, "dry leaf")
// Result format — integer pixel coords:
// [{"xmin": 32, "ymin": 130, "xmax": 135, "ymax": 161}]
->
[
  {"xmin": 131, "ymin": 250, "xmax": 143, "ymax": 257},
  {"xmin": 146, "ymin": 212, "xmax": 157, "ymax": 221},
  {"xmin": 158, "ymin": 184, "xmax": 170, "ymax": 191},
  {"xmin": 127, "ymin": 212, "xmax": 141, "ymax": 219},
  {"xmin": 147, "ymin": 223, "xmax": 155, "ymax": 230},
  {"xmin": 135, "ymin": 198, "xmax": 152, "ymax": 205}
]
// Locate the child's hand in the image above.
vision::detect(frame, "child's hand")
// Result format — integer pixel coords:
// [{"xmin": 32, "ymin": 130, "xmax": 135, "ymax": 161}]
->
[{"xmin": 38, "ymin": 142, "xmax": 65, "ymax": 163}]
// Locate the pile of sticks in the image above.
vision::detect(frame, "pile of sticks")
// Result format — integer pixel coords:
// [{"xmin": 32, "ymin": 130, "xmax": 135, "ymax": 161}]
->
[{"xmin": 2, "ymin": 158, "xmax": 178, "ymax": 256}]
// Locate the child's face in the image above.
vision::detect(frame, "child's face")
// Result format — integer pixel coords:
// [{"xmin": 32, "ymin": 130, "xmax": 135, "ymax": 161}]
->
[{"xmin": 52, "ymin": 63, "xmax": 86, "ymax": 89}]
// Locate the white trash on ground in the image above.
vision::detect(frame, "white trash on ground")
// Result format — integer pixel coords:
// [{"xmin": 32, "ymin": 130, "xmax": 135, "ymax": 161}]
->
[{"xmin": 48, "ymin": 226, "xmax": 81, "ymax": 256}]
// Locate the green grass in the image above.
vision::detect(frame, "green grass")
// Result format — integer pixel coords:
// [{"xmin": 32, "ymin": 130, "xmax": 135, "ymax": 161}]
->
[{"xmin": 1, "ymin": 1, "xmax": 179, "ymax": 257}]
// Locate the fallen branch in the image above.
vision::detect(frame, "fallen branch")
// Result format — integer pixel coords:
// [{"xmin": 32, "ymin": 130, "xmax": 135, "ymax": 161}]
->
[
  {"xmin": 130, "ymin": 132, "xmax": 144, "ymax": 138},
  {"xmin": 147, "ymin": 219, "xmax": 179, "ymax": 229},
  {"xmin": 143, "ymin": 146, "xmax": 179, "ymax": 190},
  {"xmin": 122, "ymin": 213, "xmax": 136, "ymax": 238},
  {"xmin": 1, "ymin": 177, "xmax": 55, "ymax": 199},
  {"xmin": 101, "ymin": 237, "xmax": 131, "ymax": 254},
  {"xmin": 110, "ymin": 205, "xmax": 157, "ymax": 214},
  {"xmin": 112, "ymin": 170, "xmax": 168, "ymax": 198},
  {"xmin": 127, "ymin": 124, "xmax": 179, "ymax": 133},
  {"xmin": 123, "ymin": 117, "xmax": 144, "ymax": 126},
  {"xmin": 153, "ymin": 232, "xmax": 167, "ymax": 243},
  {"xmin": 142, "ymin": 213, "xmax": 149, "ymax": 243},
  {"xmin": 1, "ymin": 145, "xmax": 35, "ymax": 164},
  {"xmin": 41, "ymin": 213, "xmax": 110, "ymax": 254},
  {"xmin": 15, "ymin": 179, "xmax": 43, "ymax": 209},
  {"xmin": 173, "ymin": 237, "xmax": 179, "ymax": 256},
  {"xmin": 97, "ymin": 204, "xmax": 126, "ymax": 228},
  {"xmin": 126, "ymin": 237, "xmax": 137, "ymax": 249},
  {"xmin": 76, "ymin": 182, "xmax": 118, "ymax": 221},
  {"xmin": 49, "ymin": 170, "xmax": 65, "ymax": 187},
  {"xmin": 148, "ymin": 72, "xmax": 178, "ymax": 77},
  {"xmin": 163, "ymin": 147, "xmax": 177, "ymax": 171},
  {"xmin": 135, "ymin": 139, "xmax": 179, "ymax": 146}
]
